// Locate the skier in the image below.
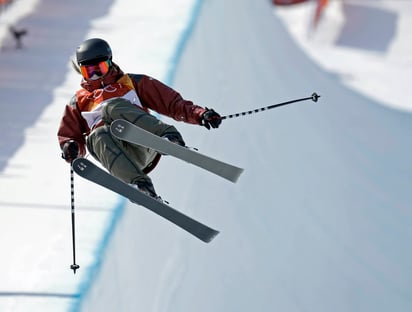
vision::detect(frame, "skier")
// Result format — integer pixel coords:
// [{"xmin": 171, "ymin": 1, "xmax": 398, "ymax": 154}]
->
[{"xmin": 58, "ymin": 38, "xmax": 222, "ymax": 199}]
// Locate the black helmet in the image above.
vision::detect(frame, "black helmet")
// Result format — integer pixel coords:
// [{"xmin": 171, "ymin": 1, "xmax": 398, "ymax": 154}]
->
[{"xmin": 76, "ymin": 38, "xmax": 112, "ymax": 66}]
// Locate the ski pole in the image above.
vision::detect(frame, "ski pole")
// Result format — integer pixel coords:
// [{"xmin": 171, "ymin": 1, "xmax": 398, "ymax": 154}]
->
[
  {"xmin": 221, "ymin": 92, "xmax": 320, "ymax": 120},
  {"xmin": 69, "ymin": 163, "xmax": 80, "ymax": 274}
]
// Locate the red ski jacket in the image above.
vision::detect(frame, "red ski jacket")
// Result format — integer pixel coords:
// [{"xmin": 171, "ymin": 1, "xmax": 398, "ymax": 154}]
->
[{"xmin": 57, "ymin": 64, "xmax": 206, "ymax": 158}]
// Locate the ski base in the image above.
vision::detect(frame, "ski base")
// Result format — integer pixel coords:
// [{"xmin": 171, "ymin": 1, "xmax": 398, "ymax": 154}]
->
[
  {"xmin": 72, "ymin": 158, "xmax": 219, "ymax": 243},
  {"xmin": 110, "ymin": 119, "xmax": 244, "ymax": 183}
]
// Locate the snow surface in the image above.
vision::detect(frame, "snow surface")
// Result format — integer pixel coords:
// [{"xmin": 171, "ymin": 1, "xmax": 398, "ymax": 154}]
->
[
  {"xmin": 275, "ymin": 0, "xmax": 412, "ymax": 112},
  {"xmin": 0, "ymin": 0, "xmax": 411, "ymax": 311}
]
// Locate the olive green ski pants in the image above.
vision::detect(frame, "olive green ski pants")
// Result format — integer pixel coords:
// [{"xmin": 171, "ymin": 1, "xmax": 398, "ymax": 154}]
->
[{"xmin": 86, "ymin": 97, "xmax": 183, "ymax": 185}]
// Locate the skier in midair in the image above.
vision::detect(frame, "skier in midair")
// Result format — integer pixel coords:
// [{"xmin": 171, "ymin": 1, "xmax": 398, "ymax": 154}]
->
[{"xmin": 58, "ymin": 38, "xmax": 222, "ymax": 199}]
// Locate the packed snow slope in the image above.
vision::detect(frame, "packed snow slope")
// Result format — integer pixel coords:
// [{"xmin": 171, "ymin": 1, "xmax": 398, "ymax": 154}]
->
[
  {"xmin": 81, "ymin": 0, "xmax": 412, "ymax": 312},
  {"xmin": 0, "ymin": 0, "xmax": 411, "ymax": 311},
  {"xmin": 276, "ymin": 0, "xmax": 412, "ymax": 113},
  {"xmin": 0, "ymin": 1, "xmax": 120, "ymax": 311}
]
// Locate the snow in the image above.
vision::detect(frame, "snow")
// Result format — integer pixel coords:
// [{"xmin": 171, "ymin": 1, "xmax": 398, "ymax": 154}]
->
[
  {"xmin": 274, "ymin": 0, "xmax": 412, "ymax": 112},
  {"xmin": 0, "ymin": 0, "xmax": 411, "ymax": 311}
]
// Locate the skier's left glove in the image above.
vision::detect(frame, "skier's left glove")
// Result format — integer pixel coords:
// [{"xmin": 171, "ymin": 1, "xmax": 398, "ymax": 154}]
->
[
  {"xmin": 62, "ymin": 140, "xmax": 79, "ymax": 163},
  {"xmin": 200, "ymin": 108, "xmax": 222, "ymax": 130}
]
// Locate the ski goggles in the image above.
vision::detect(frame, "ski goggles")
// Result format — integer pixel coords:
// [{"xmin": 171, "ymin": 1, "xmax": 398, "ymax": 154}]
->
[{"xmin": 79, "ymin": 59, "xmax": 111, "ymax": 80}]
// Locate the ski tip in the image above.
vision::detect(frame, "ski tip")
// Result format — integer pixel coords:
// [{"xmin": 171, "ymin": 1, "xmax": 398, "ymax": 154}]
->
[
  {"xmin": 235, "ymin": 168, "xmax": 245, "ymax": 182},
  {"xmin": 110, "ymin": 119, "xmax": 126, "ymax": 135},
  {"xmin": 226, "ymin": 167, "xmax": 244, "ymax": 184},
  {"xmin": 202, "ymin": 229, "xmax": 220, "ymax": 243}
]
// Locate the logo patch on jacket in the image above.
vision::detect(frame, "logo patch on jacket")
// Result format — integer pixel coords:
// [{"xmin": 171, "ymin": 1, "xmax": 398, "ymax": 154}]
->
[{"xmin": 76, "ymin": 75, "xmax": 142, "ymax": 129}]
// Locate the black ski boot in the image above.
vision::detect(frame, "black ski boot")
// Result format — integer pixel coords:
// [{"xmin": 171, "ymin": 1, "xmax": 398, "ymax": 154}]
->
[{"xmin": 130, "ymin": 179, "xmax": 164, "ymax": 203}]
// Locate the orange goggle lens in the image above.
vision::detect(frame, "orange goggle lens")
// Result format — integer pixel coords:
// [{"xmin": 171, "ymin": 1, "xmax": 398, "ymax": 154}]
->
[{"xmin": 80, "ymin": 60, "xmax": 111, "ymax": 80}]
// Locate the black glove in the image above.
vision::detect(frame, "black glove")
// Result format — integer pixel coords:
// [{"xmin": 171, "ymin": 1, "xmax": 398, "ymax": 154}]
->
[
  {"xmin": 200, "ymin": 108, "xmax": 222, "ymax": 130},
  {"xmin": 61, "ymin": 140, "xmax": 79, "ymax": 162}
]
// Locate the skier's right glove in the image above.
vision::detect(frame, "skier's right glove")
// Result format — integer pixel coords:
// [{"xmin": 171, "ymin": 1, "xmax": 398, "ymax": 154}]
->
[
  {"xmin": 62, "ymin": 140, "xmax": 79, "ymax": 163},
  {"xmin": 200, "ymin": 108, "xmax": 222, "ymax": 130}
]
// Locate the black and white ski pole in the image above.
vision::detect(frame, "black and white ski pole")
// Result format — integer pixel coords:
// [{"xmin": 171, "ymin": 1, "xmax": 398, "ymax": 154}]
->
[
  {"xmin": 221, "ymin": 92, "xmax": 320, "ymax": 120},
  {"xmin": 69, "ymin": 163, "xmax": 80, "ymax": 274}
]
